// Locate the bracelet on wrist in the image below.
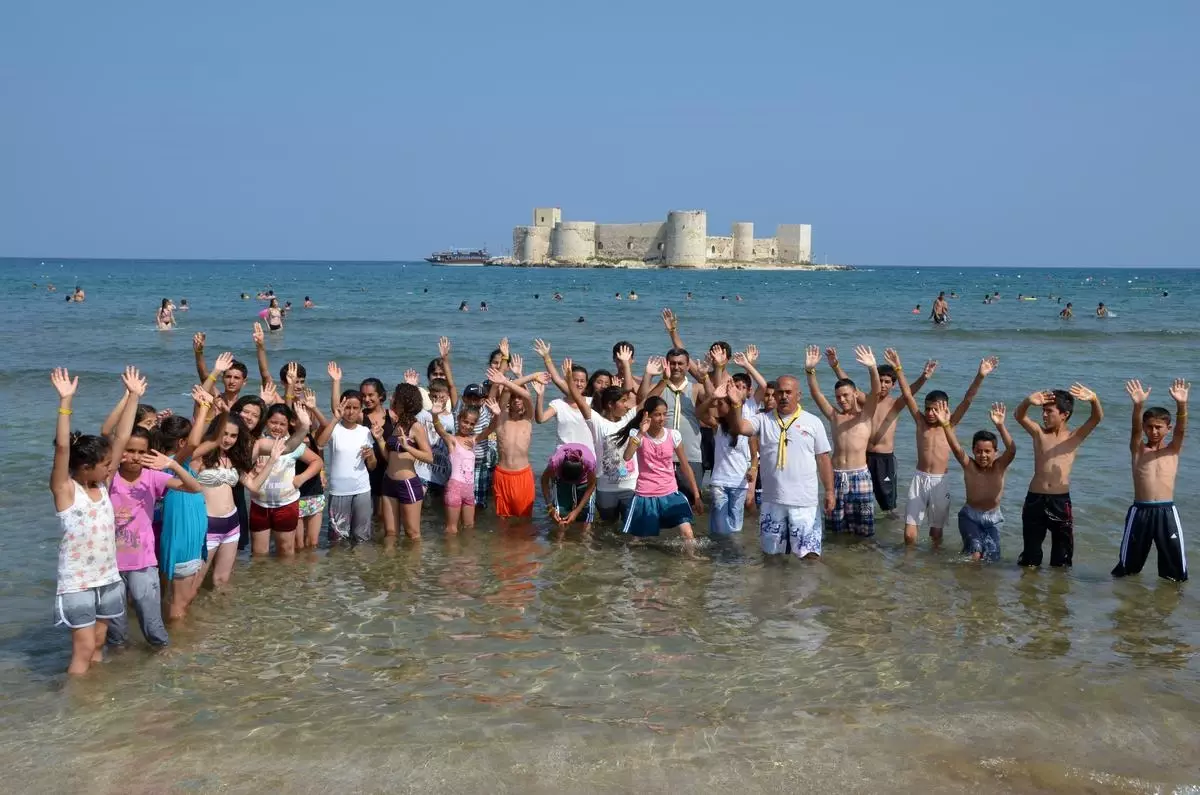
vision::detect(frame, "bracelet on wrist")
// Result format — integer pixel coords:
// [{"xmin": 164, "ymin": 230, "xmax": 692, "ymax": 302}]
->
[
  {"xmin": 57, "ymin": 408, "xmax": 73, "ymax": 415},
  {"xmin": 895, "ymin": 366, "xmax": 903, "ymax": 372},
  {"xmin": 805, "ymin": 368, "xmax": 815, "ymax": 375}
]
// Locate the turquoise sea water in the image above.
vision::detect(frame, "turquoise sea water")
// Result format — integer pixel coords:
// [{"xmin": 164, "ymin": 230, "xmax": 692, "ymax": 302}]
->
[{"xmin": 1, "ymin": 258, "xmax": 1198, "ymax": 793}]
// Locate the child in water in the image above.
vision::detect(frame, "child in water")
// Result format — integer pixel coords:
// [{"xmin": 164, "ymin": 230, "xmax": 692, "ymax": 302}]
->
[
  {"xmin": 935, "ymin": 402, "xmax": 1016, "ymax": 561},
  {"xmin": 433, "ymin": 399, "xmax": 500, "ymax": 533},
  {"xmin": 541, "ymin": 443, "xmax": 598, "ymax": 532}
]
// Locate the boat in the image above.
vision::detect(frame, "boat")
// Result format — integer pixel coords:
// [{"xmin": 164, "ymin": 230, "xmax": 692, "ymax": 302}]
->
[{"xmin": 424, "ymin": 248, "xmax": 490, "ymax": 265}]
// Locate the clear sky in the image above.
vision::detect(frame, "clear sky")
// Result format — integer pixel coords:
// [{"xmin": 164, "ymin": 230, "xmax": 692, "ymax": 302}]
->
[{"xmin": 1, "ymin": 1, "xmax": 1197, "ymax": 266}]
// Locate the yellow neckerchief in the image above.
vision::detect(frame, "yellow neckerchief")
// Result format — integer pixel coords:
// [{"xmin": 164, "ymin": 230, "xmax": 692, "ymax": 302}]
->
[
  {"xmin": 774, "ymin": 407, "xmax": 803, "ymax": 470},
  {"xmin": 664, "ymin": 378, "xmax": 688, "ymax": 430}
]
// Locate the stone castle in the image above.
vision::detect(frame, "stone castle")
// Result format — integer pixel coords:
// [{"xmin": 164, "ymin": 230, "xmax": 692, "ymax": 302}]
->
[{"xmin": 511, "ymin": 207, "xmax": 812, "ymax": 268}]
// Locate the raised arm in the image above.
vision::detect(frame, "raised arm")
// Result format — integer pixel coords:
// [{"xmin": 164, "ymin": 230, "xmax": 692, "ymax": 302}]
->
[
  {"xmin": 532, "ymin": 380, "xmax": 554, "ymax": 424},
  {"xmin": 991, "ymin": 402, "xmax": 1017, "ymax": 468},
  {"xmin": 252, "ymin": 323, "xmax": 271, "ymax": 388},
  {"xmin": 185, "ymin": 385, "xmax": 215, "ymax": 457},
  {"xmin": 243, "ymin": 438, "xmax": 284, "ymax": 493},
  {"xmin": 855, "ymin": 345, "xmax": 882, "ymax": 418},
  {"xmin": 1124, "ymin": 379, "xmax": 1148, "ymax": 454},
  {"xmin": 717, "ymin": 382, "xmax": 757, "ymax": 437},
  {"xmin": 804, "ymin": 345, "xmax": 836, "ymax": 420},
  {"xmin": 733, "ymin": 346, "xmax": 768, "ymax": 401},
  {"xmin": 553, "ymin": 360, "xmax": 591, "ymax": 421},
  {"xmin": 439, "ymin": 337, "xmax": 458, "ymax": 410},
  {"xmin": 108, "ymin": 367, "xmax": 147, "ymax": 476},
  {"xmin": 193, "ymin": 332, "xmax": 209, "ymax": 384},
  {"xmin": 883, "ymin": 348, "xmax": 921, "ymax": 421},
  {"xmin": 932, "ymin": 402, "xmax": 969, "ymax": 469},
  {"xmin": 1169, "ymin": 378, "xmax": 1189, "ymax": 452},
  {"xmin": 100, "ymin": 391, "xmax": 130, "ymax": 438},
  {"xmin": 532, "ymin": 338, "xmax": 570, "ymax": 396},
  {"xmin": 327, "ymin": 361, "xmax": 343, "ymax": 416},
  {"xmin": 661, "ymin": 308, "xmax": 685, "ymax": 351},
  {"xmin": 1067, "ymin": 383, "xmax": 1103, "ymax": 442},
  {"xmin": 614, "ymin": 344, "xmax": 637, "ymax": 393},
  {"xmin": 1014, "ymin": 391, "xmax": 1049, "ymax": 436},
  {"xmin": 950, "ymin": 356, "xmax": 997, "ymax": 427},
  {"xmin": 49, "ymin": 369, "xmax": 78, "ymax": 508},
  {"xmin": 638, "ymin": 356, "xmax": 664, "ymax": 406},
  {"xmin": 825, "ymin": 347, "xmax": 849, "ymax": 381}
]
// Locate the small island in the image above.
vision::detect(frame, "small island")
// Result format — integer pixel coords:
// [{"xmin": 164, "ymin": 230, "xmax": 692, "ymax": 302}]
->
[{"xmin": 506, "ymin": 207, "xmax": 850, "ymax": 270}]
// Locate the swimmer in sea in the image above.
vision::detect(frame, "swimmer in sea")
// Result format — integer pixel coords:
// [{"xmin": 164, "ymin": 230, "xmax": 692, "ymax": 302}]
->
[
  {"xmin": 1059, "ymin": 303, "xmax": 1073, "ymax": 319},
  {"xmin": 156, "ymin": 298, "xmax": 175, "ymax": 330},
  {"xmin": 1096, "ymin": 302, "xmax": 1109, "ymax": 318},
  {"xmin": 241, "ymin": 293, "xmax": 249, "ymax": 300},
  {"xmin": 554, "ymin": 292, "xmax": 563, "ymax": 302},
  {"xmin": 929, "ymin": 292, "xmax": 949, "ymax": 325},
  {"xmin": 266, "ymin": 298, "xmax": 284, "ymax": 331},
  {"xmin": 628, "ymin": 290, "xmax": 638, "ymax": 301},
  {"xmin": 615, "ymin": 292, "xmax": 622, "ymax": 300},
  {"xmin": 179, "ymin": 299, "xmax": 189, "ymax": 311},
  {"xmin": 459, "ymin": 301, "xmax": 469, "ymax": 312},
  {"xmin": 73, "ymin": 287, "xmax": 86, "ymax": 303},
  {"xmin": 735, "ymin": 295, "xmax": 743, "ymax": 302},
  {"xmin": 950, "ymin": 291, "xmax": 958, "ymax": 299},
  {"xmin": 686, "ymin": 291, "xmax": 694, "ymax": 301},
  {"xmin": 480, "ymin": 301, "xmax": 488, "ymax": 312},
  {"xmin": 912, "ymin": 305, "xmax": 921, "ymax": 314},
  {"xmin": 576, "ymin": 316, "xmax": 585, "ymax": 323},
  {"xmin": 47, "ymin": 284, "xmax": 56, "ymax": 292},
  {"xmin": 303, "ymin": 296, "xmax": 314, "ymax": 308}
]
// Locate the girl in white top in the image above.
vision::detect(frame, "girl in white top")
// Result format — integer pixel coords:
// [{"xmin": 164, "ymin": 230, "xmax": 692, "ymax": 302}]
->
[
  {"xmin": 50, "ymin": 365, "xmax": 144, "ymax": 675},
  {"xmin": 698, "ymin": 374, "xmax": 757, "ymax": 534},
  {"xmin": 565, "ymin": 372, "xmax": 640, "ymax": 523},
  {"xmin": 315, "ymin": 383, "xmax": 379, "ymax": 545},
  {"xmin": 532, "ymin": 340, "xmax": 602, "ymax": 455}
]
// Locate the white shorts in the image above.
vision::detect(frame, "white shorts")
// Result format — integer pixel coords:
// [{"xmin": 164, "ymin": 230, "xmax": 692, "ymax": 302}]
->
[
  {"xmin": 759, "ymin": 502, "xmax": 822, "ymax": 558},
  {"xmin": 905, "ymin": 471, "xmax": 952, "ymax": 529}
]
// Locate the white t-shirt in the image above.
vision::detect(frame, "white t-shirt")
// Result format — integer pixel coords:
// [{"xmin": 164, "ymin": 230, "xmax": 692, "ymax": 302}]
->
[
  {"xmin": 327, "ymin": 422, "xmax": 373, "ymax": 496},
  {"xmin": 418, "ymin": 410, "xmax": 455, "ymax": 485},
  {"xmin": 550, "ymin": 397, "xmax": 594, "ymax": 454},
  {"xmin": 710, "ymin": 404, "xmax": 754, "ymax": 488},
  {"xmin": 749, "ymin": 410, "xmax": 831, "ymax": 507},
  {"xmin": 588, "ymin": 409, "xmax": 638, "ymax": 493}
]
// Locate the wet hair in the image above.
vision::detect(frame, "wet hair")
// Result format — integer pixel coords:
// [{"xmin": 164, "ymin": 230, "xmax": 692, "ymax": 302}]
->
[
  {"xmin": 1142, "ymin": 406, "xmax": 1172, "ymax": 425},
  {"xmin": 666, "ymin": 347, "xmax": 689, "ymax": 362},
  {"xmin": 971, "ymin": 430, "xmax": 998, "ymax": 449},
  {"xmin": 426, "ymin": 358, "xmax": 445, "ymax": 380},
  {"xmin": 877, "ymin": 364, "xmax": 897, "ymax": 381},
  {"xmin": 1049, "ymin": 389, "xmax": 1074, "ymax": 419},
  {"xmin": 227, "ymin": 360, "xmax": 248, "ymax": 378},
  {"xmin": 732, "ymin": 373, "xmax": 751, "ymax": 389},
  {"xmin": 278, "ymin": 362, "xmax": 307, "ymax": 382},
  {"xmin": 613, "ymin": 341, "xmax": 635, "ymax": 359},
  {"xmin": 230, "ymin": 395, "xmax": 267, "ymax": 437},
  {"xmin": 710, "ymin": 341, "xmax": 732, "ymax": 358},
  {"xmin": 584, "ymin": 368, "xmax": 609, "ymax": 397},
  {"xmin": 340, "ymin": 389, "xmax": 364, "ymax": 404},
  {"xmin": 613, "ymin": 396, "xmax": 667, "ymax": 447},
  {"xmin": 359, "ymin": 377, "xmax": 386, "ymax": 400},
  {"xmin": 155, "ymin": 415, "xmax": 194, "ymax": 454},
  {"xmin": 201, "ymin": 414, "xmax": 255, "ymax": 473},
  {"xmin": 135, "ymin": 404, "xmax": 158, "ymax": 426},
  {"xmin": 263, "ymin": 404, "xmax": 296, "ymax": 435},
  {"xmin": 391, "ymin": 383, "xmax": 424, "ymax": 432},
  {"xmin": 834, "ymin": 378, "xmax": 856, "ymax": 393},
  {"xmin": 925, "ymin": 390, "xmax": 949, "ymax": 406},
  {"xmin": 557, "ymin": 457, "xmax": 586, "ymax": 484},
  {"xmin": 67, "ymin": 433, "xmax": 113, "ymax": 473}
]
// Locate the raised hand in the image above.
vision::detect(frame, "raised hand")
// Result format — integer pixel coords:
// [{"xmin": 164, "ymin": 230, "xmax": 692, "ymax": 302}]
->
[
  {"xmin": 534, "ymin": 371, "xmax": 551, "ymax": 385},
  {"xmin": 693, "ymin": 358, "xmax": 711, "ymax": 376},
  {"xmin": 122, "ymin": 366, "xmax": 147, "ymax": 397},
  {"xmin": 978, "ymin": 356, "xmax": 999, "ymax": 377},
  {"xmin": 213, "ymin": 396, "xmax": 230, "ymax": 415},
  {"xmin": 1068, "ymin": 383, "xmax": 1096, "ymax": 402},
  {"xmin": 269, "ymin": 437, "xmax": 287, "ymax": 461},
  {"xmin": 214, "ymin": 351, "xmax": 234, "ymax": 373},
  {"xmin": 1028, "ymin": 390, "xmax": 1054, "ymax": 406},
  {"xmin": 370, "ymin": 422, "xmax": 385, "ymax": 443},
  {"xmin": 50, "ymin": 368, "xmax": 78, "ymax": 399},
  {"xmin": 853, "ymin": 345, "xmax": 876, "ymax": 368},
  {"xmin": 155, "ymin": 408, "xmax": 174, "ymax": 423},
  {"xmin": 483, "ymin": 396, "xmax": 501, "ymax": 416},
  {"xmin": 744, "ymin": 343, "xmax": 759, "ymax": 364},
  {"xmin": 1125, "ymin": 380, "xmax": 1150, "ymax": 404},
  {"xmin": 139, "ymin": 450, "xmax": 175, "ymax": 471},
  {"xmin": 192, "ymin": 332, "xmax": 205, "ymax": 353},
  {"xmin": 510, "ymin": 353, "xmax": 524, "ymax": 376},
  {"xmin": 710, "ymin": 345, "xmax": 728, "ymax": 368},
  {"xmin": 285, "ymin": 361, "xmax": 299, "ymax": 387},
  {"xmin": 883, "ymin": 348, "xmax": 901, "ymax": 369},
  {"xmin": 498, "ymin": 336, "xmax": 510, "ymax": 360},
  {"xmin": 252, "ymin": 323, "xmax": 265, "ymax": 346},
  {"xmin": 261, "ymin": 381, "xmax": 280, "ymax": 405},
  {"xmin": 932, "ymin": 401, "xmax": 951, "ymax": 425},
  {"xmin": 404, "ymin": 368, "xmax": 420, "ymax": 386},
  {"xmin": 639, "ymin": 412, "xmax": 651, "ymax": 434},
  {"xmin": 732, "ymin": 351, "xmax": 749, "ymax": 368},
  {"xmin": 303, "ymin": 388, "xmax": 318, "ymax": 409},
  {"xmin": 615, "ymin": 344, "xmax": 633, "ymax": 363},
  {"xmin": 712, "ymin": 381, "xmax": 730, "ymax": 400},
  {"xmin": 293, "ymin": 403, "xmax": 311, "ymax": 428},
  {"xmin": 661, "ymin": 308, "xmax": 676, "ymax": 330},
  {"xmin": 532, "ymin": 338, "xmax": 551, "ymax": 358},
  {"xmin": 1169, "ymin": 378, "xmax": 1190, "ymax": 404},
  {"xmin": 486, "ymin": 367, "xmax": 507, "ymax": 385},
  {"xmin": 530, "ymin": 380, "xmax": 545, "ymax": 396},
  {"xmin": 990, "ymin": 402, "xmax": 1007, "ymax": 425},
  {"xmin": 612, "ymin": 375, "xmax": 624, "ymax": 388},
  {"xmin": 438, "ymin": 336, "xmax": 452, "ymax": 360},
  {"xmin": 191, "ymin": 384, "xmax": 214, "ymax": 408},
  {"xmin": 825, "ymin": 347, "xmax": 839, "ymax": 366},
  {"xmin": 561, "ymin": 358, "xmax": 573, "ymax": 379},
  {"xmin": 805, "ymin": 345, "xmax": 820, "ymax": 369},
  {"xmin": 645, "ymin": 356, "xmax": 664, "ymax": 377},
  {"xmin": 327, "ymin": 361, "xmax": 342, "ymax": 381},
  {"xmin": 922, "ymin": 359, "xmax": 938, "ymax": 378}
]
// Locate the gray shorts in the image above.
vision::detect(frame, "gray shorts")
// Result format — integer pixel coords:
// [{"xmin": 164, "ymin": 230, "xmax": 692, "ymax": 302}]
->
[
  {"xmin": 596, "ymin": 489, "xmax": 634, "ymax": 522},
  {"xmin": 55, "ymin": 580, "xmax": 125, "ymax": 629},
  {"xmin": 329, "ymin": 491, "xmax": 374, "ymax": 544}
]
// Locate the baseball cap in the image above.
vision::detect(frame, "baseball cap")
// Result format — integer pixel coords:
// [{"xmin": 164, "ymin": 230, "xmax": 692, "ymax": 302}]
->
[{"xmin": 463, "ymin": 384, "xmax": 486, "ymax": 399}]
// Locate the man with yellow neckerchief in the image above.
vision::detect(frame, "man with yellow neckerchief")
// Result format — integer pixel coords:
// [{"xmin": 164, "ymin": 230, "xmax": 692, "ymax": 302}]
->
[{"xmin": 721, "ymin": 375, "xmax": 834, "ymax": 558}]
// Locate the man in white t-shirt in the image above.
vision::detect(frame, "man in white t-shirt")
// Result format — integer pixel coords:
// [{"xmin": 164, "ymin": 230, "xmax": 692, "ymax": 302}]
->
[{"xmin": 722, "ymin": 375, "xmax": 834, "ymax": 558}]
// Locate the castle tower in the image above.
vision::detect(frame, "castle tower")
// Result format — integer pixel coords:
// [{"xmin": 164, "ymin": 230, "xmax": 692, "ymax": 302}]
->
[
  {"xmin": 732, "ymin": 222, "xmax": 754, "ymax": 262},
  {"xmin": 665, "ymin": 210, "xmax": 706, "ymax": 267}
]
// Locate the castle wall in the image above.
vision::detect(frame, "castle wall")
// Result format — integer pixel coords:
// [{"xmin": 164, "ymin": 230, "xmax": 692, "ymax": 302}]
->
[
  {"xmin": 594, "ymin": 222, "xmax": 666, "ymax": 261},
  {"xmin": 533, "ymin": 207, "xmax": 561, "ymax": 228},
  {"xmin": 705, "ymin": 235, "xmax": 733, "ymax": 261},
  {"xmin": 752, "ymin": 237, "xmax": 778, "ymax": 261},
  {"xmin": 665, "ymin": 210, "xmax": 707, "ymax": 267},
  {"xmin": 515, "ymin": 225, "xmax": 550, "ymax": 264},
  {"xmin": 550, "ymin": 221, "xmax": 596, "ymax": 262},
  {"xmin": 776, "ymin": 224, "xmax": 813, "ymax": 264}
]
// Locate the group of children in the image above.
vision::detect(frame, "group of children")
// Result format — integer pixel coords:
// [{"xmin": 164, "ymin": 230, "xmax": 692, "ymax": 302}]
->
[{"xmin": 49, "ymin": 313, "xmax": 1190, "ymax": 674}]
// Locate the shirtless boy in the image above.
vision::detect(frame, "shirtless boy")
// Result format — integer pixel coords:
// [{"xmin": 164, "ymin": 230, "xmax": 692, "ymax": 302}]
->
[
  {"xmin": 826, "ymin": 347, "xmax": 934, "ymax": 514},
  {"xmin": 935, "ymin": 401, "xmax": 1016, "ymax": 561},
  {"xmin": 1013, "ymin": 384, "xmax": 1103, "ymax": 568},
  {"xmin": 805, "ymin": 344, "xmax": 881, "ymax": 536},
  {"xmin": 892, "ymin": 349, "xmax": 997, "ymax": 546},
  {"xmin": 485, "ymin": 368, "xmax": 538, "ymax": 519},
  {"xmin": 1113, "ymin": 378, "xmax": 1189, "ymax": 581}
]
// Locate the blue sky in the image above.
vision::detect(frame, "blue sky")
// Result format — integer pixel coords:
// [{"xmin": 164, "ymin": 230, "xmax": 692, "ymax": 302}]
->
[{"xmin": 1, "ymin": 1, "xmax": 1196, "ymax": 266}]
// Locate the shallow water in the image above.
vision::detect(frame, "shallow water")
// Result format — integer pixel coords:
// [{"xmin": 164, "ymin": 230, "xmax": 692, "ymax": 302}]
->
[{"xmin": 1, "ymin": 260, "xmax": 1198, "ymax": 793}]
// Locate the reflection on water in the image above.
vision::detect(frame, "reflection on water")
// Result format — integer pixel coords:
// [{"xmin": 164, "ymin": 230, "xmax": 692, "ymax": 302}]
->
[{"xmin": 1, "ymin": 511, "xmax": 1198, "ymax": 793}]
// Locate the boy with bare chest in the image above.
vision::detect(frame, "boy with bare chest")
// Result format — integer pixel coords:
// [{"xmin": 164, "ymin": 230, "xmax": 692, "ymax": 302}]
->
[
  {"xmin": 1013, "ymin": 384, "xmax": 1103, "ymax": 568},
  {"xmin": 1113, "ymin": 378, "xmax": 1189, "ymax": 581},
  {"xmin": 935, "ymin": 402, "xmax": 1016, "ymax": 561}
]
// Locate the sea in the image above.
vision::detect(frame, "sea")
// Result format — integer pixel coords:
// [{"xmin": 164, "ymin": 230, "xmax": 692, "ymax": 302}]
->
[{"xmin": 0, "ymin": 258, "xmax": 1197, "ymax": 794}]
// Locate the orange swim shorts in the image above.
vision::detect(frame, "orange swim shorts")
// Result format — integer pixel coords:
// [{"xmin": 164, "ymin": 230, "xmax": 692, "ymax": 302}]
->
[{"xmin": 493, "ymin": 466, "xmax": 535, "ymax": 518}]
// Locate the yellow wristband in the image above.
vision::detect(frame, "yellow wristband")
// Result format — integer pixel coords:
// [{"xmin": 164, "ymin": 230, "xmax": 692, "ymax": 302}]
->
[
  {"xmin": 57, "ymin": 408, "xmax": 73, "ymax": 415},
  {"xmin": 805, "ymin": 368, "xmax": 815, "ymax": 375},
  {"xmin": 895, "ymin": 366, "xmax": 903, "ymax": 372},
  {"xmin": 940, "ymin": 421, "xmax": 950, "ymax": 428},
  {"xmin": 205, "ymin": 373, "xmax": 218, "ymax": 382}
]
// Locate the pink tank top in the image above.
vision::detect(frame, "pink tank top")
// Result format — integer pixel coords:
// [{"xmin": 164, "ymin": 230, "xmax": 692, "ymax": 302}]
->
[
  {"xmin": 448, "ymin": 440, "xmax": 475, "ymax": 485},
  {"xmin": 634, "ymin": 429, "xmax": 680, "ymax": 497}
]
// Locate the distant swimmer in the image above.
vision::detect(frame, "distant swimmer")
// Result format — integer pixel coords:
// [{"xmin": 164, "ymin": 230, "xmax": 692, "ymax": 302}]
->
[
  {"xmin": 614, "ymin": 292, "xmax": 622, "ymax": 300},
  {"xmin": 303, "ymin": 296, "xmax": 314, "ymax": 308},
  {"xmin": 950, "ymin": 291, "xmax": 958, "ymax": 299},
  {"xmin": 178, "ymin": 298, "xmax": 189, "ymax": 311},
  {"xmin": 480, "ymin": 301, "xmax": 488, "ymax": 312},
  {"xmin": 553, "ymin": 292, "xmax": 563, "ymax": 301},
  {"xmin": 72, "ymin": 286, "xmax": 86, "ymax": 303},
  {"xmin": 266, "ymin": 298, "xmax": 284, "ymax": 331},
  {"xmin": 686, "ymin": 291, "xmax": 694, "ymax": 301},
  {"xmin": 240, "ymin": 293, "xmax": 249, "ymax": 300},
  {"xmin": 628, "ymin": 290, "xmax": 638, "ymax": 301},
  {"xmin": 721, "ymin": 295, "xmax": 728, "ymax": 301},
  {"xmin": 459, "ymin": 301, "xmax": 469, "ymax": 312},
  {"xmin": 534, "ymin": 293, "xmax": 539, "ymax": 299},
  {"xmin": 156, "ymin": 298, "xmax": 175, "ymax": 330},
  {"xmin": 576, "ymin": 316, "xmax": 585, "ymax": 323},
  {"xmin": 735, "ymin": 294, "xmax": 743, "ymax": 302},
  {"xmin": 1162, "ymin": 291, "xmax": 1169, "ymax": 297},
  {"xmin": 47, "ymin": 283, "xmax": 57, "ymax": 293},
  {"xmin": 422, "ymin": 288, "xmax": 428, "ymax": 293},
  {"xmin": 912, "ymin": 304, "xmax": 921, "ymax": 314},
  {"xmin": 930, "ymin": 292, "xmax": 949, "ymax": 325},
  {"xmin": 1060, "ymin": 302, "xmax": 1073, "ymax": 319},
  {"xmin": 1096, "ymin": 302, "xmax": 1109, "ymax": 318}
]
